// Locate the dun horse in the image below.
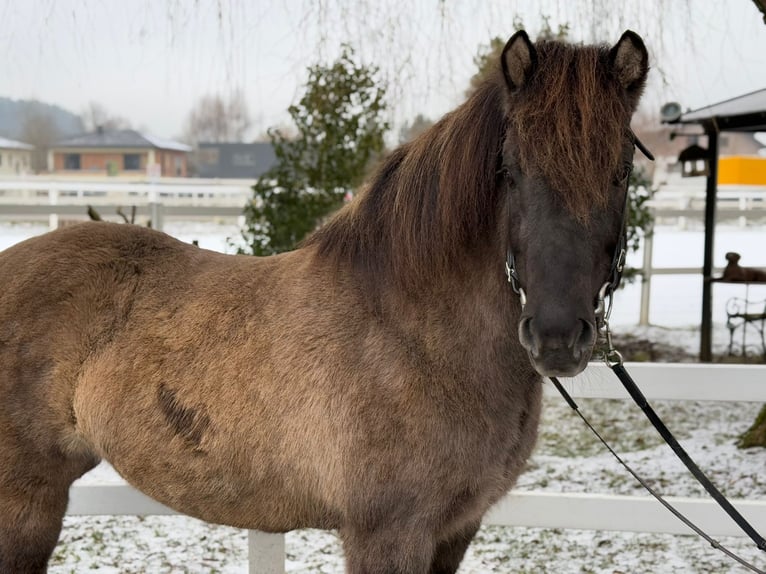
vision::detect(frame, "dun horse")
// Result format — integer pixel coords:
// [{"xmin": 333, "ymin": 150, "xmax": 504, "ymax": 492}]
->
[{"xmin": 0, "ymin": 30, "xmax": 648, "ymax": 573}]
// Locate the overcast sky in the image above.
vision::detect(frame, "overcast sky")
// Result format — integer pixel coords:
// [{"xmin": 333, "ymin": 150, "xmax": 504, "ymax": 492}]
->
[{"xmin": 2, "ymin": 0, "xmax": 765, "ymax": 141}]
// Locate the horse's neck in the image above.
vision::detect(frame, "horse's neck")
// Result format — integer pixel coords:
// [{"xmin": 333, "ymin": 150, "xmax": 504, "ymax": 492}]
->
[{"xmin": 379, "ymin": 255, "xmax": 518, "ymax": 360}]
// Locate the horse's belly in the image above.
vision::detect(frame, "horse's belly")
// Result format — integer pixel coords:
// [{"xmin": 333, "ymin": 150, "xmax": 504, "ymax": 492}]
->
[
  {"xmin": 107, "ymin": 455, "xmax": 339, "ymax": 531},
  {"xmin": 75, "ymin": 387, "xmax": 340, "ymax": 531}
]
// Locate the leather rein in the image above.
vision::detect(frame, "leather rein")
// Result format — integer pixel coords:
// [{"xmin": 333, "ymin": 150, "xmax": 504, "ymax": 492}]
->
[{"xmin": 505, "ymin": 134, "xmax": 766, "ymax": 573}]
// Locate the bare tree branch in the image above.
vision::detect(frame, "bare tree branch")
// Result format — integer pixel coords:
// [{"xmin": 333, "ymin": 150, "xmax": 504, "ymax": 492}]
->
[
  {"xmin": 182, "ymin": 90, "xmax": 252, "ymax": 145},
  {"xmin": 81, "ymin": 101, "xmax": 131, "ymax": 132},
  {"xmin": 20, "ymin": 110, "xmax": 59, "ymax": 173}
]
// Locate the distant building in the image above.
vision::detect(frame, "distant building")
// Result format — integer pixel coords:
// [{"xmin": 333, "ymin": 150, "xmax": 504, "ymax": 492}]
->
[
  {"xmin": 0, "ymin": 136, "xmax": 33, "ymax": 175},
  {"xmin": 195, "ymin": 142, "xmax": 277, "ymax": 179},
  {"xmin": 49, "ymin": 128, "xmax": 192, "ymax": 177}
]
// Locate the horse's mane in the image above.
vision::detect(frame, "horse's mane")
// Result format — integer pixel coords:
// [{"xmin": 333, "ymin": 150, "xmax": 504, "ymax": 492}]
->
[
  {"xmin": 306, "ymin": 40, "xmax": 637, "ymax": 288},
  {"xmin": 306, "ymin": 74, "xmax": 508, "ymax": 289}
]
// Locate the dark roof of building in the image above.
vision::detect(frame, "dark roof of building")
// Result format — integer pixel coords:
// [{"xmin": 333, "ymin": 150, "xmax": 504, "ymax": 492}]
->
[
  {"xmin": 196, "ymin": 142, "xmax": 277, "ymax": 179},
  {"xmin": 53, "ymin": 129, "xmax": 191, "ymax": 152},
  {"xmin": 666, "ymin": 88, "xmax": 766, "ymax": 132}
]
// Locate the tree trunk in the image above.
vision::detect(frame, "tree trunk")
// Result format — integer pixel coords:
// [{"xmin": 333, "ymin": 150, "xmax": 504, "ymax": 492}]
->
[{"xmin": 738, "ymin": 404, "xmax": 766, "ymax": 448}]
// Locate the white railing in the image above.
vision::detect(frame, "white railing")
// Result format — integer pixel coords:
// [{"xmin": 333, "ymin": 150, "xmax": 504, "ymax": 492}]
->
[
  {"xmin": 1, "ymin": 177, "xmax": 765, "ymax": 222},
  {"xmin": 636, "ymin": 182, "xmax": 766, "ymax": 325},
  {"xmin": 0, "ymin": 178, "xmax": 253, "ymax": 207},
  {"xmin": 66, "ymin": 363, "xmax": 766, "ymax": 573},
  {"xmin": 0, "ymin": 178, "xmax": 253, "ymax": 230}
]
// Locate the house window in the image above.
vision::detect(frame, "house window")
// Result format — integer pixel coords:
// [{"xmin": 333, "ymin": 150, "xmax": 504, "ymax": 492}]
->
[
  {"xmin": 64, "ymin": 154, "xmax": 81, "ymax": 170},
  {"xmin": 124, "ymin": 153, "xmax": 141, "ymax": 170},
  {"xmin": 174, "ymin": 156, "xmax": 184, "ymax": 176},
  {"xmin": 0, "ymin": 153, "xmax": 3, "ymax": 166}
]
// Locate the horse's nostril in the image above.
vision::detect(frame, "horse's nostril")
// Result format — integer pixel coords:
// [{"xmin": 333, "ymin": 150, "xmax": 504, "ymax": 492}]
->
[
  {"xmin": 575, "ymin": 319, "xmax": 596, "ymax": 357},
  {"xmin": 518, "ymin": 316, "xmax": 538, "ymax": 357}
]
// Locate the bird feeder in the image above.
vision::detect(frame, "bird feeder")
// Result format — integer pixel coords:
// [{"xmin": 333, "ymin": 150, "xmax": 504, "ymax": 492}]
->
[{"xmin": 678, "ymin": 143, "xmax": 710, "ymax": 177}]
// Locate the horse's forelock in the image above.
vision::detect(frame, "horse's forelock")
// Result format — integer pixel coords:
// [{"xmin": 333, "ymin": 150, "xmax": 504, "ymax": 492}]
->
[{"xmin": 508, "ymin": 41, "xmax": 636, "ymax": 220}]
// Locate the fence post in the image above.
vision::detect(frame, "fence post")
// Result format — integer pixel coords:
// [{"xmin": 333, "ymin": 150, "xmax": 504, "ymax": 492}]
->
[
  {"xmin": 639, "ymin": 228, "xmax": 654, "ymax": 326},
  {"xmin": 49, "ymin": 185, "xmax": 59, "ymax": 230},
  {"xmin": 739, "ymin": 195, "xmax": 747, "ymax": 228},
  {"xmin": 247, "ymin": 531, "xmax": 285, "ymax": 574},
  {"xmin": 147, "ymin": 185, "xmax": 164, "ymax": 231}
]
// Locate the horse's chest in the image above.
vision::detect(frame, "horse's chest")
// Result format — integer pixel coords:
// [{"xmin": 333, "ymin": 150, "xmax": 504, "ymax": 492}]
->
[
  {"xmin": 427, "ymin": 374, "xmax": 538, "ymax": 478},
  {"xmin": 426, "ymin": 384, "xmax": 542, "ymax": 537},
  {"xmin": 471, "ymin": 379, "xmax": 542, "ymax": 487}
]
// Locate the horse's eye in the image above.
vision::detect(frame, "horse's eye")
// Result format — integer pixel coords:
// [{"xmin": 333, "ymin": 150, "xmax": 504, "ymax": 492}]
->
[
  {"xmin": 499, "ymin": 166, "xmax": 515, "ymax": 187},
  {"xmin": 614, "ymin": 164, "xmax": 632, "ymax": 186}
]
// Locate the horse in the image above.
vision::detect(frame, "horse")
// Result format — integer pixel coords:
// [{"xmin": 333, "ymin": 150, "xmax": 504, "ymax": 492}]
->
[{"xmin": 0, "ymin": 29, "xmax": 648, "ymax": 573}]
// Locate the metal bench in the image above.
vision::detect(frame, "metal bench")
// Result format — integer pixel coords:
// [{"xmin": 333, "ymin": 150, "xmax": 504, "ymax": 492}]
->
[{"xmin": 725, "ymin": 291, "xmax": 766, "ymax": 358}]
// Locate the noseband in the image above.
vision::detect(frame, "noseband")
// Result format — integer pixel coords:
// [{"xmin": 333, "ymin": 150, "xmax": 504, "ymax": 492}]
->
[{"xmin": 504, "ymin": 133, "xmax": 654, "ymax": 354}]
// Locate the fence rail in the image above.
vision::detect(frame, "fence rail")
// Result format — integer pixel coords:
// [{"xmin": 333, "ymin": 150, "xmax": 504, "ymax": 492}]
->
[
  {"xmin": 66, "ymin": 363, "xmax": 766, "ymax": 573},
  {"xmin": 0, "ymin": 178, "xmax": 251, "ymax": 230}
]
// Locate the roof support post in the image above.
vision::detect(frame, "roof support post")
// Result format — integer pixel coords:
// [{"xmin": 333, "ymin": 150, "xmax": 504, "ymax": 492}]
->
[{"xmin": 700, "ymin": 130, "xmax": 719, "ymax": 362}]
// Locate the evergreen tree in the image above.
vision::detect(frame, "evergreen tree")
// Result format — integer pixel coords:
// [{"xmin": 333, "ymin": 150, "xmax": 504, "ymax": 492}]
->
[{"xmin": 239, "ymin": 45, "xmax": 388, "ymax": 255}]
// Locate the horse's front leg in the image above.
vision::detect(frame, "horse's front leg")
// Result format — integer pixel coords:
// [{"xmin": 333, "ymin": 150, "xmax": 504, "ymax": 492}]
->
[
  {"xmin": 341, "ymin": 523, "xmax": 435, "ymax": 574},
  {"xmin": 429, "ymin": 521, "xmax": 481, "ymax": 574}
]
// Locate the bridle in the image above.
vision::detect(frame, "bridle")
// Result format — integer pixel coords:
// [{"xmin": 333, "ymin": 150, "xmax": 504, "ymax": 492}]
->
[
  {"xmin": 503, "ymin": 134, "xmax": 766, "ymax": 573},
  {"xmin": 505, "ymin": 193, "xmax": 627, "ymax": 328},
  {"xmin": 503, "ymin": 132, "xmax": 649, "ymax": 352}
]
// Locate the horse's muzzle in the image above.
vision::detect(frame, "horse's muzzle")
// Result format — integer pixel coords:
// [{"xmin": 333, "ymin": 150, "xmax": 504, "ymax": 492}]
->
[{"xmin": 518, "ymin": 315, "xmax": 596, "ymax": 377}]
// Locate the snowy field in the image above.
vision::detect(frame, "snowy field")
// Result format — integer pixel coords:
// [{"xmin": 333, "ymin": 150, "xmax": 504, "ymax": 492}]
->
[{"xmin": 2, "ymin": 220, "xmax": 765, "ymax": 573}]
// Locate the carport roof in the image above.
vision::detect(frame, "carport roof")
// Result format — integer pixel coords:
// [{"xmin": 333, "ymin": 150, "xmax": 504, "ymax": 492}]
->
[{"xmin": 668, "ymin": 88, "xmax": 766, "ymax": 132}]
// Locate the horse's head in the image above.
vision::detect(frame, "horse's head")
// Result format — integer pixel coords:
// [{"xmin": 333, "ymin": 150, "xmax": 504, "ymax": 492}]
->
[{"xmin": 498, "ymin": 30, "xmax": 649, "ymax": 377}]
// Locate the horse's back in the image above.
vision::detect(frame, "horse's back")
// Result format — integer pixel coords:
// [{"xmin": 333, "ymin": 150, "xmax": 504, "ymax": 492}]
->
[{"xmin": 0, "ymin": 221, "xmax": 202, "ymax": 370}]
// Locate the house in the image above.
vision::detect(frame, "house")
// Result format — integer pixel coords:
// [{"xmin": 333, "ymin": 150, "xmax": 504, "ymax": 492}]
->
[
  {"xmin": 0, "ymin": 136, "xmax": 33, "ymax": 175},
  {"xmin": 195, "ymin": 142, "xmax": 277, "ymax": 179},
  {"xmin": 49, "ymin": 128, "xmax": 192, "ymax": 177}
]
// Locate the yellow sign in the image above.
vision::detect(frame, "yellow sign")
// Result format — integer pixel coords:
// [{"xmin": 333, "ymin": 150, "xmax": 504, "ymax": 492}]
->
[{"xmin": 718, "ymin": 156, "xmax": 766, "ymax": 185}]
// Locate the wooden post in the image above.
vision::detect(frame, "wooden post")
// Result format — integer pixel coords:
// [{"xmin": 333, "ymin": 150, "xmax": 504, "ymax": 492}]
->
[
  {"xmin": 700, "ymin": 130, "xmax": 719, "ymax": 362},
  {"xmin": 48, "ymin": 185, "xmax": 59, "ymax": 230},
  {"xmin": 639, "ymin": 227, "xmax": 654, "ymax": 326},
  {"xmin": 247, "ymin": 531, "xmax": 285, "ymax": 574}
]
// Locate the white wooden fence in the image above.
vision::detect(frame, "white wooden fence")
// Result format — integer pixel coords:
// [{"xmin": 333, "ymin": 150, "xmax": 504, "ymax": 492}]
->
[
  {"xmin": 65, "ymin": 362, "xmax": 766, "ymax": 573},
  {"xmin": 0, "ymin": 178, "xmax": 251, "ymax": 231}
]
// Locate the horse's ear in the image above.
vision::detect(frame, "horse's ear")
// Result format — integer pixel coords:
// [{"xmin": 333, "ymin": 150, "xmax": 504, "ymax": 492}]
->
[
  {"xmin": 501, "ymin": 30, "xmax": 537, "ymax": 91},
  {"xmin": 609, "ymin": 30, "xmax": 649, "ymax": 96}
]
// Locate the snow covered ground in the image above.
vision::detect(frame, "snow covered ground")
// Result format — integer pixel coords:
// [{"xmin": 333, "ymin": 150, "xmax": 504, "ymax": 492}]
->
[{"xmin": 2, "ymin": 220, "xmax": 765, "ymax": 573}]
